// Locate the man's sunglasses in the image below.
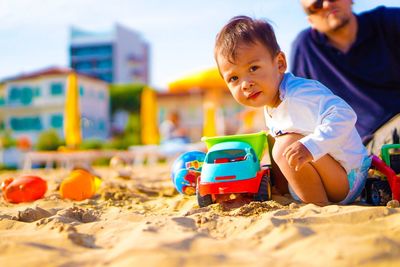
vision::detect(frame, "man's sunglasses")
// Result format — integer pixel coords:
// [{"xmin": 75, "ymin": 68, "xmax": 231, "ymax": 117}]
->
[{"xmin": 305, "ymin": 0, "xmax": 337, "ymax": 15}]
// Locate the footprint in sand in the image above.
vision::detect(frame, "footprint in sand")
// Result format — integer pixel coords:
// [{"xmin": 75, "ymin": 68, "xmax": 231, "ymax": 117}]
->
[
  {"xmin": 13, "ymin": 206, "xmax": 54, "ymax": 223},
  {"xmin": 57, "ymin": 206, "xmax": 100, "ymax": 223},
  {"xmin": 67, "ymin": 230, "xmax": 98, "ymax": 248}
]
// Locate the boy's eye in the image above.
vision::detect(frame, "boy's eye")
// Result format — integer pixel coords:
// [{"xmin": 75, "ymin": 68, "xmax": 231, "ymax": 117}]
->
[
  {"xmin": 249, "ymin": 66, "xmax": 259, "ymax": 72},
  {"xmin": 228, "ymin": 76, "xmax": 238, "ymax": 83}
]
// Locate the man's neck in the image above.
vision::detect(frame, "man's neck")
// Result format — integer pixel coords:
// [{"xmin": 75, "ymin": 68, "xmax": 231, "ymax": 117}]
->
[{"xmin": 325, "ymin": 14, "xmax": 358, "ymax": 53}]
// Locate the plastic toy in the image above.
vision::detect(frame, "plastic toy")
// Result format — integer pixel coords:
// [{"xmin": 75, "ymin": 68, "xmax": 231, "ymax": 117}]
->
[
  {"xmin": 1, "ymin": 175, "xmax": 47, "ymax": 203},
  {"xmin": 197, "ymin": 131, "xmax": 271, "ymax": 207},
  {"xmin": 171, "ymin": 151, "xmax": 206, "ymax": 195},
  {"xmin": 362, "ymin": 144, "xmax": 400, "ymax": 205},
  {"xmin": 60, "ymin": 169, "xmax": 102, "ymax": 201}
]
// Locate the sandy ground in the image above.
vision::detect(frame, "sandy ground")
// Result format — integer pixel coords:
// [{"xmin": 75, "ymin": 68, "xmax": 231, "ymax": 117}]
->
[{"xmin": 1, "ymin": 164, "xmax": 400, "ymax": 267}]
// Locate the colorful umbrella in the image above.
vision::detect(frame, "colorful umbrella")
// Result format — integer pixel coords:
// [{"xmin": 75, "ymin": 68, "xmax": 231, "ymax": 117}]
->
[
  {"xmin": 140, "ymin": 87, "xmax": 159, "ymax": 144},
  {"xmin": 168, "ymin": 68, "xmax": 227, "ymax": 93},
  {"xmin": 64, "ymin": 72, "xmax": 82, "ymax": 149}
]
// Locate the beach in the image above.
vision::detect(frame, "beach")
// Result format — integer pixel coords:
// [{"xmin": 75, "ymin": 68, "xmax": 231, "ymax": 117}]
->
[{"xmin": 1, "ymin": 164, "xmax": 400, "ymax": 267}]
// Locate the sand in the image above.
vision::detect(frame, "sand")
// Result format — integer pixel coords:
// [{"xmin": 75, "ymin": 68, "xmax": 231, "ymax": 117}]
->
[{"xmin": 1, "ymin": 164, "xmax": 400, "ymax": 267}]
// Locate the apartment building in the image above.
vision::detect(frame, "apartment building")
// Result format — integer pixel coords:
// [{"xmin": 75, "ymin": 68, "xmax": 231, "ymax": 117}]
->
[
  {"xmin": 0, "ymin": 67, "xmax": 110, "ymax": 144},
  {"xmin": 69, "ymin": 24, "xmax": 150, "ymax": 84}
]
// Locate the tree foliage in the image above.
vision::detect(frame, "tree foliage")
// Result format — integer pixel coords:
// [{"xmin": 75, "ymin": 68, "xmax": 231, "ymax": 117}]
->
[
  {"xmin": 109, "ymin": 83, "xmax": 144, "ymax": 114},
  {"xmin": 36, "ymin": 129, "xmax": 63, "ymax": 151}
]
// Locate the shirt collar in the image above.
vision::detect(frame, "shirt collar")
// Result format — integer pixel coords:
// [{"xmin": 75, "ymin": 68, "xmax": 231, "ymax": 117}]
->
[
  {"xmin": 264, "ymin": 72, "xmax": 291, "ymax": 116},
  {"xmin": 278, "ymin": 72, "xmax": 292, "ymax": 101}
]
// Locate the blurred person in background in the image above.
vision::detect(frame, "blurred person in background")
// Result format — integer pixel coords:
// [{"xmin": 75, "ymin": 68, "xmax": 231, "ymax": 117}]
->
[{"xmin": 159, "ymin": 111, "xmax": 190, "ymax": 144}]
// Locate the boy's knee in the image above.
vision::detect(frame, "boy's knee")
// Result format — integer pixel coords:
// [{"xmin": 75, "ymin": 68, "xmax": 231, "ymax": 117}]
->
[
  {"xmin": 272, "ymin": 133, "xmax": 304, "ymax": 161},
  {"xmin": 271, "ymin": 143, "xmax": 286, "ymax": 167}
]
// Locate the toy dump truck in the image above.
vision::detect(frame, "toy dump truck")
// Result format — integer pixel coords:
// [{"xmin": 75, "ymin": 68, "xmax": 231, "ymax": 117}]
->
[
  {"xmin": 197, "ymin": 131, "xmax": 271, "ymax": 207},
  {"xmin": 362, "ymin": 144, "xmax": 400, "ymax": 205},
  {"xmin": 171, "ymin": 131, "xmax": 271, "ymax": 207}
]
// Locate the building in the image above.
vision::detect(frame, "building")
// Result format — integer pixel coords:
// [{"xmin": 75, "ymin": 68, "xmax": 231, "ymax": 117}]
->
[
  {"xmin": 0, "ymin": 67, "xmax": 110, "ymax": 145},
  {"xmin": 0, "ymin": 82, "xmax": 5, "ymax": 132},
  {"xmin": 69, "ymin": 24, "xmax": 150, "ymax": 84}
]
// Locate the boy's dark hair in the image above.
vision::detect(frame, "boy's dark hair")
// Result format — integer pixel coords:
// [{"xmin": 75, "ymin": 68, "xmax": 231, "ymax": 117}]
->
[{"xmin": 214, "ymin": 16, "xmax": 280, "ymax": 63}]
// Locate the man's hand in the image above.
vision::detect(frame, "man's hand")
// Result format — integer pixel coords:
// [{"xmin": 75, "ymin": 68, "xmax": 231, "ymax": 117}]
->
[{"xmin": 282, "ymin": 141, "xmax": 313, "ymax": 171}]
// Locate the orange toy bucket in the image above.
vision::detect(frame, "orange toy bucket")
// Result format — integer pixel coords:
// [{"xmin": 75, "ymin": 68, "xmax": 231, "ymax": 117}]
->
[{"xmin": 60, "ymin": 169, "xmax": 101, "ymax": 201}]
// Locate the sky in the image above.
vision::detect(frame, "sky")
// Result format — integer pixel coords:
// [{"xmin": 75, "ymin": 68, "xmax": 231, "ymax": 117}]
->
[{"xmin": 1, "ymin": 0, "xmax": 399, "ymax": 89}]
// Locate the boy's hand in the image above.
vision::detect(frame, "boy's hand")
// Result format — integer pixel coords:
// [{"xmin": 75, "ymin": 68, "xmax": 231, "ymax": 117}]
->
[{"xmin": 282, "ymin": 141, "xmax": 313, "ymax": 171}]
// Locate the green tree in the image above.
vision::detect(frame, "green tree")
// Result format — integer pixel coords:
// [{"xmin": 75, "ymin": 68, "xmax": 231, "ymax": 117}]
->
[
  {"xmin": 109, "ymin": 83, "xmax": 145, "ymax": 146},
  {"xmin": 109, "ymin": 83, "xmax": 144, "ymax": 114},
  {"xmin": 36, "ymin": 129, "xmax": 63, "ymax": 151},
  {"xmin": 0, "ymin": 130, "xmax": 16, "ymax": 149}
]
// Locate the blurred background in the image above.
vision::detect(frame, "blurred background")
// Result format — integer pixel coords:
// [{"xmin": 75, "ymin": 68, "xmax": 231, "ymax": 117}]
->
[{"xmin": 0, "ymin": 0, "xmax": 399, "ymax": 169}]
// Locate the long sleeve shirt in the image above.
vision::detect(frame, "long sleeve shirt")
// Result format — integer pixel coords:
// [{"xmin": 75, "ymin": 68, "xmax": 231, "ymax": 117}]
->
[{"xmin": 265, "ymin": 73, "xmax": 368, "ymax": 173}]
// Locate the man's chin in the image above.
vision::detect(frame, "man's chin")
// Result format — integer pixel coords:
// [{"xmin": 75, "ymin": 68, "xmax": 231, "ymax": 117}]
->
[{"xmin": 329, "ymin": 17, "xmax": 350, "ymax": 32}]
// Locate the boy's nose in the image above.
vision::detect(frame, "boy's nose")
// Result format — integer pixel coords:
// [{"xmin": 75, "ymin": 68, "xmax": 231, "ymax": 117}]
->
[{"xmin": 241, "ymin": 80, "xmax": 255, "ymax": 90}]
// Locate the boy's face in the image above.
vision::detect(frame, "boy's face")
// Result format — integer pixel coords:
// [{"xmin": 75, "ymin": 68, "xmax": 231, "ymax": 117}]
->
[{"xmin": 216, "ymin": 41, "xmax": 286, "ymax": 108}]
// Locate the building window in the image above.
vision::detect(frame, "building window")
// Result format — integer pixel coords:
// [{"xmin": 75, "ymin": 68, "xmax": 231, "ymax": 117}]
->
[
  {"xmin": 98, "ymin": 120, "xmax": 105, "ymax": 131},
  {"xmin": 50, "ymin": 114, "xmax": 63, "ymax": 128},
  {"xmin": 9, "ymin": 87, "xmax": 21, "ymax": 101},
  {"xmin": 98, "ymin": 91, "xmax": 105, "ymax": 100},
  {"xmin": 10, "ymin": 116, "xmax": 43, "ymax": 131},
  {"xmin": 71, "ymin": 45, "xmax": 112, "ymax": 57},
  {"xmin": 50, "ymin": 83, "xmax": 64, "ymax": 96},
  {"xmin": 75, "ymin": 61, "xmax": 92, "ymax": 71},
  {"xmin": 9, "ymin": 87, "xmax": 33, "ymax": 105},
  {"xmin": 100, "ymin": 73, "xmax": 112, "ymax": 83},
  {"xmin": 21, "ymin": 87, "xmax": 33, "ymax": 105},
  {"xmin": 97, "ymin": 60, "xmax": 112, "ymax": 69}
]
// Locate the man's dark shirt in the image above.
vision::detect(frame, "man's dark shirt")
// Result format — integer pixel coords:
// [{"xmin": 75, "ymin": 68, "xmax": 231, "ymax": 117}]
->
[{"xmin": 291, "ymin": 6, "xmax": 400, "ymax": 139}]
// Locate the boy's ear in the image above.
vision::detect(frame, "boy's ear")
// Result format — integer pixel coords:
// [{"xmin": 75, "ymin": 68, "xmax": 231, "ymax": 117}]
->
[{"xmin": 277, "ymin": 52, "xmax": 287, "ymax": 73}]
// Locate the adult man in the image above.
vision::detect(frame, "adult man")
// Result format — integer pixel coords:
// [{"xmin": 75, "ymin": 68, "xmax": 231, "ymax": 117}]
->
[{"xmin": 291, "ymin": 0, "xmax": 400, "ymax": 154}]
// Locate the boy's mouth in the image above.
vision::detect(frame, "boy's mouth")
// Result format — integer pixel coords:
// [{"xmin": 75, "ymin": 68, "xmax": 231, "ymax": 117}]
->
[{"xmin": 247, "ymin": 91, "xmax": 261, "ymax": 100}]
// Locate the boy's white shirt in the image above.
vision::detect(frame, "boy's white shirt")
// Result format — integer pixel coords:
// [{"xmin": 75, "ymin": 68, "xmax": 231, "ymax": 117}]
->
[{"xmin": 264, "ymin": 72, "xmax": 368, "ymax": 173}]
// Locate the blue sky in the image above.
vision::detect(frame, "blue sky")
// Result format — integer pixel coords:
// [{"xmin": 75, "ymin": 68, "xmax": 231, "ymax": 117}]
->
[{"xmin": 1, "ymin": 0, "xmax": 399, "ymax": 89}]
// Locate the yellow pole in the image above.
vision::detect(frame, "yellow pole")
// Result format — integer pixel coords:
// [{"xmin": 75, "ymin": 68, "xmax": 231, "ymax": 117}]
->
[
  {"xmin": 140, "ymin": 87, "xmax": 159, "ymax": 144},
  {"xmin": 64, "ymin": 72, "xmax": 82, "ymax": 149},
  {"xmin": 203, "ymin": 90, "xmax": 219, "ymax": 137}
]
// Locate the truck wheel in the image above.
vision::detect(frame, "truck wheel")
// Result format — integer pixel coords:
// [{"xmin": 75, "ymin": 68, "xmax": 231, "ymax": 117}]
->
[
  {"xmin": 365, "ymin": 179, "xmax": 392, "ymax": 206},
  {"xmin": 196, "ymin": 183, "xmax": 213, "ymax": 207},
  {"xmin": 254, "ymin": 172, "xmax": 272, "ymax": 202}
]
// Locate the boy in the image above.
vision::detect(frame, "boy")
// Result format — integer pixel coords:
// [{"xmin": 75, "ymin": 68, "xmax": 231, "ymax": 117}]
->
[{"xmin": 214, "ymin": 16, "xmax": 370, "ymax": 206}]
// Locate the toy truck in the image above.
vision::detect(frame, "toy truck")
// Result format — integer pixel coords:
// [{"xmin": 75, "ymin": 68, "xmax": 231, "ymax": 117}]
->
[
  {"xmin": 362, "ymin": 144, "xmax": 400, "ymax": 205},
  {"xmin": 197, "ymin": 131, "xmax": 271, "ymax": 207}
]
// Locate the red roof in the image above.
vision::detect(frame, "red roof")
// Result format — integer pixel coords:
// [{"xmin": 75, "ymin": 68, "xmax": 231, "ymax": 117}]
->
[{"xmin": 2, "ymin": 66, "xmax": 107, "ymax": 84}]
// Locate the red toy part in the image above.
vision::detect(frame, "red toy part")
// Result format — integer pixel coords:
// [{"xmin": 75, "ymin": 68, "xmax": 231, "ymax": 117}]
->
[
  {"xmin": 198, "ymin": 169, "xmax": 265, "ymax": 196},
  {"xmin": 371, "ymin": 155, "xmax": 400, "ymax": 201},
  {"xmin": 1, "ymin": 175, "xmax": 47, "ymax": 203}
]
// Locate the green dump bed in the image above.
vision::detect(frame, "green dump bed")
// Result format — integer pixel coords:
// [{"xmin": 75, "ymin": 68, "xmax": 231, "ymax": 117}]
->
[{"xmin": 201, "ymin": 131, "xmax": 269, "ymax": 161}]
